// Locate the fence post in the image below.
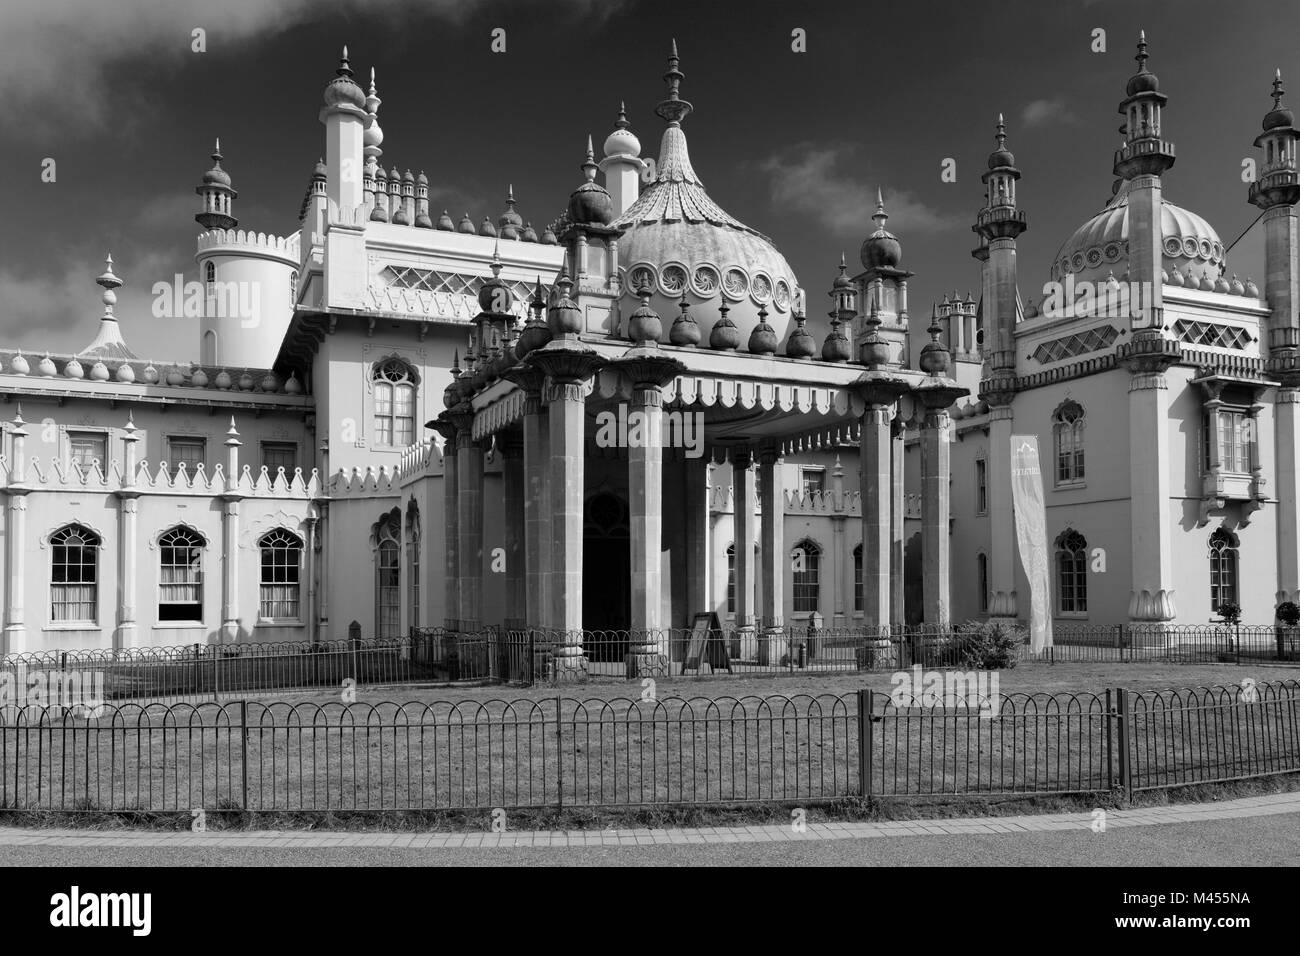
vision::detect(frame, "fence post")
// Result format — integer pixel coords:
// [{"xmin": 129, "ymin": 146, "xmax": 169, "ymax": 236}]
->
[
  {"xmin": 1116, "ymin": 624, "xmax": 1124, "ymax": 663},
  {"xmin": 1115, "ymin": 686, "xmax": 1131, "ymax": 802},
  {"xmin": 349, "ymin": 620, "xmax": 361, "ymax": 683},
  {"xmin": 857, "ymin": 689, "xmax": 874, "ymax": 800},
  {"xmin": 239, "ymin": 699, "xmax": 249, "ymax": 811},
  {"xmin": 554, "ymin": 694, "xmax": 564, "ymax": 811},
  {"xmin": 213, "ymin": 645, "xmax": 219, "ymax": 703},
  {"xmin": 1104, "ymin": 688, "xmax": 1114, "ymax": 790}
]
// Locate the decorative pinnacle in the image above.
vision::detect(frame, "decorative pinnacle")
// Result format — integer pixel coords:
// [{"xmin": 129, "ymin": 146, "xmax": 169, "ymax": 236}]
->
[
  {"xmin": 928, "ymin": 302, "xmax": 944, "ymax": 339},
  {"xmin": 338, "ymin": 46, "xmax": 353, "ymax": 77},
  {"xmin": 1273, "ymin": 68, "xmax": 1286, "ymax": 109},
  {"xmin": 873, "ymin": 188, "xmax": 888, "ymax": 229},
  {"xmin": 1135, "ymin": 31, "xmax": 1148, "ymax": 72},
  {"xmin": 450, "ymin": 348, "xmax": 461, "ymax": 374},
  {"xmin": 655, "ymin": 39, "xmax": 693, "ymax": 125},
  {"xmin": 995, "ymin": 113, "xmax": 1007, "ymax": 148},
  {"xmin": 369, "ymin": 67, "xmax": 377, "ymax": 96},
  {"xmin": 582, "ymin": 135, "xmax": 598, "ymax": 181},
  {"xmin": 226, "ymin": 417, "xmax": 240, "ymax": 441},
  {"xmin": 507, "ymin": 184, "xmax": 516, "ymax": 206},
  {"xmin": 96, "ymin": 254, "xmax": 122, "ymax": 315},
  {"xmin": 490, "ymin": 240, "xmax": 502, "ymax": 274},
  {"xmin": 531, "ymin": 276, "xmax": 546, "ymax": 314},
  {"xmin": 213, "ymin": 138, "xmax": 222, "ymax": 161},
  {"xmin": 616, "ymin": 101, "xmax": 629, "ymax": 129}
]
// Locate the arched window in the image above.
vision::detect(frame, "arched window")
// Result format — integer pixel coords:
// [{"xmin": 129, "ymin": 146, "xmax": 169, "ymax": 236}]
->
[
  {"xmin": 407, "ymin": 502, "xmax": 421, "ymax": 628},
  {"xmin": 1053, "ymin": 401, "xmax": 1086, "ymax": 485},
  {"xmin": 289, "ymin": 270, "xmax": 298, "ymax": 308},
  {"xmin": 202, "ymin": 329, "xmax": 218, "ymax": 365},
  {"xmin": 853, "ymin": 544, "xmax": 863, "ymax": 613},
  {"xmin": 1209, "ymin": 529, "xmax": 1239, "ymax": 612},
  {"xmin": 258, "ymin": 529, "xmax": 302, "ymax": 621},
  {"xmin": 204, "ymin": 261, "xmax": 215, "ymax": 294},
  {"xmin": 50, "ymin": 524, "xmax": 100, "ymax": 623},
  {"xmin": 792, "ymin": 539, "xmax": 821, "ymax": 615},
  {"xmin": 977, "ymin": 553, "xmax": 989, "ymax": 613},
  {"xmin": 375, "ymin": 514, "xmax": 401, "ymax": 639},
  {"xmin": 1055, "ymin": 529, "xmax": 1088, "ymax": 615},
  {"xmin": 158, "ymin": 527, "xmax": 204, "ymax": 622},
  {"xmin": 372, "ymin": 358, "xmax": 418, "ymax": 448},
  {"xmin": 726, "ymin": 544, "xmax": 736, "ymax": 614}
]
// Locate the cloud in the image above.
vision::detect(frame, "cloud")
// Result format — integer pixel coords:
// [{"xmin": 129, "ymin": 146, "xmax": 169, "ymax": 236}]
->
[
  {"xmin": 0, "ymin": 0, "xmax": 630, "ymax": 133},
  {"xmin": 1021, "ymin": 98, "xmax": 1079, "ymax": 128},
  {"xmin": 758, "ymin": 144, "xmax": 957, "ymax": 236}
]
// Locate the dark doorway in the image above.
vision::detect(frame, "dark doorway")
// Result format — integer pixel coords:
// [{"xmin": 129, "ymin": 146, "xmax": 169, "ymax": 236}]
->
[
  {"xmin": 582, "ymin": 491, "xmax": 631, "ymax": 648},
  {"xmin": 903, "ymin": 532, "xmax": 924, "ymax": 626}
]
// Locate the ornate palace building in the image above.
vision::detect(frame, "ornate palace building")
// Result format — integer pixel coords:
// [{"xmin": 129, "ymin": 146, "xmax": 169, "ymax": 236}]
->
[{"xmin": 0, "ymin": 36, "xmax": 1295, "ymax": 661}]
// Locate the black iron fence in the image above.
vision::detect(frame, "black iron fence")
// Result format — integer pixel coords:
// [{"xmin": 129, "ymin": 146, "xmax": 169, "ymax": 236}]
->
[
  {"xmin": 2, "ymin": 623, "xmax": 1297, "ymax": 707},
  {"xmin": 1, "ymin": 679, "xmax": 1296, "ymax": 812}
]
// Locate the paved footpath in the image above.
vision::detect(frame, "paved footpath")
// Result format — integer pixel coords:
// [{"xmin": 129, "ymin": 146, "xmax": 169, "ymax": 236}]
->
[{"xmin": 1, "ymin": 792, "xmax": 1297, "ymax": 852}]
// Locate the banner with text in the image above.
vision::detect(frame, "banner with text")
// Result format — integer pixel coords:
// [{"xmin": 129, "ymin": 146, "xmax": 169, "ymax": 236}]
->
[{"xmin": 1011, "ymin": 435, "xmax": 1053, "ymax": 652}]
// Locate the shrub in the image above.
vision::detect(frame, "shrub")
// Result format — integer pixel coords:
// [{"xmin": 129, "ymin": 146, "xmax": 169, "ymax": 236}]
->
[
  {"xmin": 1276, "ymin": 601, "xmax": 1300, "ymax": 627},
  {"xmin": 1218, "ymin": 601, "xmax": 1242, "ymax": 625},
  {"xmin": 950, "ymin": 620, "xmax": 1024, "ymax": 670}
]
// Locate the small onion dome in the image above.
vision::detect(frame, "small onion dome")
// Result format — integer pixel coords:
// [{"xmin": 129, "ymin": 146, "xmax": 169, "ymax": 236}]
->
[
  {"xmin": 820, "ymin": 318, "xmax": 850, "ymax": 363},
  {"xmin": 748, "ymin": 306, "xmax": 778, "ymax": 355},
  {"xmin": 285, "ymin": 372, "xmax": 302, "ymax": 394},
  {"xmin": 202, "ymin": 141, "xmax": 232, "ymax": 187},
  {"xmin": 603, "ymin": 102, "xmax": 641, "ymax": 158},
  {"xmin": 785, "ymin": 313, "xmax": 816, "ymax": 359},
  {"xmin": 142, "ymin": 364, "xmax": 160, "ymax": 384},
  {"xmin": 1125, "ymin": 32, "xmax": 1160, "ymax": 96},
  {"xmin": 860, "ymin": 188, "xmax": 902, "ymax": 270},
  {"xmin": 238, "ymin": 371, "xmax": 255, "ymax": 390},
  {"xmin": 861, "ymin": 307, "xmax": 891, "ymax": 366},
  {"xmin": 918, "ymin": 305, "xmax": 952, "ymax": 375},
  {"xmin": 498, "ymin": 186, "xmax": 524, "ymax": 232},
  {"xmin": 479, "ymin": 217, "xmax": 497, "ymax": 237},
  {"xmin": 1229, "ymin": 275, "xmax": 1245, "ymax": 295},
  {"xmin": 1246, "ymin": 277, "xmax": 1261, "ymax": 297},
  {"xmin": 500, "ymin": 222, "xmax": 519, "ymax": 240},
  {"xmin": 669, "ymin": 294, "xmax": 701, "ymax": 346},
  {"xmin": 540, "ymin": 224, "xmax": 558, "ymax": 245},
  {"xmin": 323, "ymin": 47, "xmax": 366, "ymax": 111},
  {"xmin": 1264, "ymin": 70, "xmax": 1295, "ymax": 130},
  {"xmin": 515, "ymin": 278, "xmax": 554, "ymax": 360},
  {"xmin": 38, "ymin": 353, "xmax": 56, "ymax": 377},
  {"xmin": 457, "ymin": 213, "xmax": 475, "ymax": 234},
  {"xmin": 313, "ymin": 158, "xmax": 327, "ymax": 180},
  {"xmin": 261, "ymin": 371, "xmax": 279, "ymax": 392},
  {"xmin": 478, "ymin": 249, "xmax": 513, "ymax": 314},
  {"xmin": 443, "ymin": 350, "xmax": 464, "ymax": 408},
  {"xmin": 9, "ymin": 351, "xmax": 29, "ymax": 374},
  {"xmin": 547, "ymin": 271, "xmax": 582, "ymax": 335},
  {"xmin": 116, "ymin": 362, "xmax": 135, "ymax": 383},
  {"xmin": 1024, "ymin": 297, "xmax": 1040, "ymax": 317},
  {"xmin": 627, "ymin": 285, "xmax": 663, "ymax": 343},
  {"xmin": 65, "ymin": 357, "xmax": 84, "ymax": 379},
  {"xmin": 191, "ymin": 367, "xmax": 209, "ymax": 387},
  {"xmin": 568, "ymin": 135, "xmax": 615, "ymax": 225},
  {"xmin": 436, "ymin": 210, "xmax": 454, "ymax": 230},
  {"xmin": 1166, "ymin": 267, "xmax": 1183, "ymax": 287},
  {"xmin": 709, "ymin": 302, "xmax": 740, "ymax": 350},
  {"xmin": 1199, "ymin": 273, "xmax": 1215, "ymax": 292},
  {"xmin": 166, "ymin": 366, "xmax": 185, "ymax": 386},
  {"xmin": 988, "ymin": 114, "xmax": 1015, "ymax": 168},
  {"xmin": 214, "ymin": 369, "xmax": 232, "ymax": 389},
  {"xmin": 521, "ymin": 222, "xmax": 538, "ymax": 243},
  {"xmin": 402, "ymin": 168, "xmax": 414, "ymax": 185},
  {"xmin": 1214, "ymin": 275, "xmax": 1230, "ymax": 293}
]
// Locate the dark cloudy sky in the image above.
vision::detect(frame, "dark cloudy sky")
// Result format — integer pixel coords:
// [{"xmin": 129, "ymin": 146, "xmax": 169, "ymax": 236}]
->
[{"xmin": 1, "ymin": 0, "xmax": 1295, "ymax": 362}]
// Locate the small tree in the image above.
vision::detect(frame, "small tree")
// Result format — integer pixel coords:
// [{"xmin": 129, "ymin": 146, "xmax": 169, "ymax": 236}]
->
[
  {"xmin": 1276, "ymin": 601, "xmax": 1300, "ymax": 627},
  {"xmin": 1218, "ymin": 601, "xmax": 1242, "ymax": 625}
]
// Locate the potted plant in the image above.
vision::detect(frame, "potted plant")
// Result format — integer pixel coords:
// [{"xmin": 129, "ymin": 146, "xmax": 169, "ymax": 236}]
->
[
  {"xmin": 1218, "ymin": 601, "xmax": 1242, "ymax": 655},
  {"xmin": 1277, "ymin": 601, "xmax": 1300, "ymax": 661}
]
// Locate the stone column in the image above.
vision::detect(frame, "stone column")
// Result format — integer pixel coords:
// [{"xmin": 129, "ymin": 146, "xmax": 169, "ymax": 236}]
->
[
  {"xmin": 521, "ymin": 389, "xmax": 550, "ymax": 630},
  {"xmin": 318, "ymin": 440, "xmax": 331, "ymax": 639},
  {"xmin": 732, "ymin": 449, "xmax": 758, "ymax": 658},
  {"xmin": 1122, "ymin": 337, "xmax": 1180, "ymax": 622},
  {"xmin": 453, "ymin": 420, "xmax": 483, "ymax": 627},
  {"xmin": 500, "ymin": 432, "xmax": 526, "ymax": 625},
  {"xmin": 3, "ymin": 413, "xmax": 29, "ymax": 655},
  {"xmin": 221, "ymin": 421, "xmax": 242, "ymax": 643},
  {"xmin": 758, "ymin": 447, "xmax": 786, "ymax": 665},
  {"xmin": 860, "ymin": 404, "xmax": 893, "ymax": 630},
  {"xmin": 546, "ymin": 377, "xmax": 588, "ymax": 670},
  {"xmin": 116, "ymin": 418, "xmax": 140, "ymax": 650},
  {"xmin": 627, "ymin": 382, "xmax": 668, "ymax": 675},
  {"xmin": 919, "ymin": 404, "xmax": 954, "ymax": 626},
  {"xmin": 305, "ymin": 510, "xmax": 319, "ymax": 643},
  {"xmin": 831, "ymin": 458, "xmax": 848, "ymax": 628},
  {"xmin": 685, "ymin": 456, "xmax": 711, "ymax": 620},
  {"xmin": 985, "ymin": 402, "xmax": 1019, "ymax": 619},
  {"xmin": 436, "ymin": 427, "xmax": 458, "ymax": 628},
  {"xmin": 890, "ymin": 417, "xmax": 906, "ymax": 626},
  {"xmin": 1278, "ymin": 388, "xmax": 1300, "ymax": 606}
]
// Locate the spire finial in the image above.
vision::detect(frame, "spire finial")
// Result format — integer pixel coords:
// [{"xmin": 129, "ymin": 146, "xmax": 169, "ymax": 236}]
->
[
  {"xmin": 616, "ymin": 100, "xmax": 629, "ymax": 129},
  {"xmin": 995, "ymin": 113, "xmax": 1007, "ymax": 148},
  {"xmin": 338, "ymin": 45, "xmax": 353, "ymax": 77},
  {"xmin": 214, "ymin": 137, "xmax": 222, "ymax": 160},
  {"xmin": 369, "ymin": 66, "xmax": 377, "ymax": 95},
  {"xmin": 873, "ymin": 188, "xmax": 888, "ymax": 229},
  {"xmin": 96, "ymin": 253, "xmax": 122, "ymax": 316},
  {"xmin": 1273, "ymin": 68, "xmax": 1286, "ymax": 109},
  {"xmin": 1135, "ymin": 30, "xmax": 1149, "ymax": 71},
  {"xmin": 582, "ymin": 135, "xmax": 598, "ymax": 182},
  {"xmin": 656, "ymin": 39, "xmax": 693, "ymax": 125}
]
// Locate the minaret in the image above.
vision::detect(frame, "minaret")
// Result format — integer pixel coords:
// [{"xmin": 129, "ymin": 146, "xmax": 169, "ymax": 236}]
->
[
  {"xmin": 972, "ymin": 114, "xmax": 1027, "ymax": 622},
  {"xmin": 1113, "ymin": 33, "xmax": 1181, "ymax": 624},
  {"xmin": 364, "ymin": 68, "xmax": 387, "ymax": 222},
  {"xmin": 80, "ymin": 255, "xmax": 139, "ymax": 360},
  {"xmin": 599, "ymin": 102, "xmax": 645, "ymax": 218},
  {"xmin": 1249, "ymin": 70, "xmax": 1300, "ymax": 608},
  {"xmin": 319, "ymin": 47, "xmax": 370, "ymax": 309},
  {"xmin": 857, "ymin": 189, "xmax": 912, "ymax": 366},
  {"xmin": 560, "ymin": 134, "xmax": 622, "ymax": 319},
  {"xmin": 195, "ymin": 140, "xmax": 238, "ymax": 231}
]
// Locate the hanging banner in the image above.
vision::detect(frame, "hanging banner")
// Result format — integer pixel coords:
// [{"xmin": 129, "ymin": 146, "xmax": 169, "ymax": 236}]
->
[{"xmin": 1010, "ymin": 435, "xmax": 1053, "ymax": 652}]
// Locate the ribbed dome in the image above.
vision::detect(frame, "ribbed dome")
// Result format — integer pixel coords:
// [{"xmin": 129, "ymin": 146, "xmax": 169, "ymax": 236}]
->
[
  {"xmin": 1051, "ymin": 179, "xmax": 1225, "ymax": 286},
  {"xmin": 323, "ymin": 49, "xmax": 366, "ymax": 111},
  {"xmin": 614, "ymin": 122, "xmax": 800, "ymax": 347}
]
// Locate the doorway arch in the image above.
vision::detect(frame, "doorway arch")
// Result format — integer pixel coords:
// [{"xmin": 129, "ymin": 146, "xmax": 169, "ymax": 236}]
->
[{"xmin": 582, "ymin": 491, "xmax": 631, "ymax": 642}]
